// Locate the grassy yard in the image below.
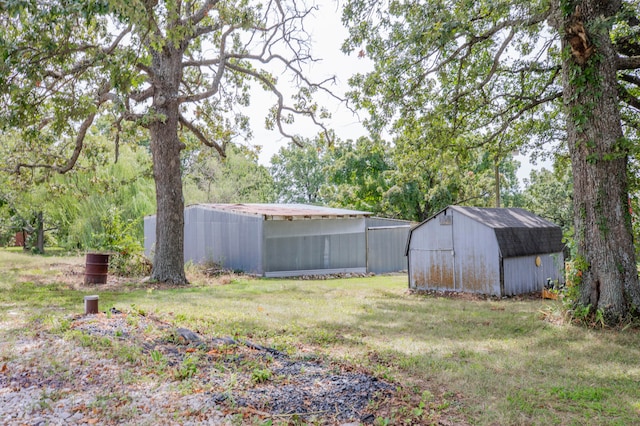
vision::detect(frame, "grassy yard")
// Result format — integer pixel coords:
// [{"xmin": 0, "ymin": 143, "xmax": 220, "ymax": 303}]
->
[{"xmin": 1, "ymin": 250, "xmax": 639, "ymax": 425}]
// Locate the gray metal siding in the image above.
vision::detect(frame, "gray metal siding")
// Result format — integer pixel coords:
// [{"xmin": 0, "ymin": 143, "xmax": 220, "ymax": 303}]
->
[
  {"xmin": 264, "ymin": 218, "xmax": 365, "ymax": 238},
  {"xmin": 143, "ymin": 215, "xmax": 156, "ymax": 258},
  {"xmin": 408, "ymin": 209, "xmax": 501, "ymax": 295},
  {"xmin": 409, "ymin": 248, "xmax": 454, "ymax": 290},
  {"xmin": 452, "ymin": 212, "xmax": 501, "ymax": 295},
  {"xmin": 503, "ymin": 252, "xmax": 565, "ymax": 296},
  {"xmin": 367, "ymin": 226, "xmax": 409, "ymax": 274},
  {"xmin": 366, "ymin": 217, "xmax": 412, "ymax": 228},
  {"xmin": 263, "ymin": 219, "xmax": 366, "ymax": 275},
  {"xmin": 146, "ymin": 207, "xmax": 413, "ymax": 278},
  {"xmin": 184, "ymin": 206, "xmax": 263, "ymax": 274},
  {"xmin": 408, "ymin": 210, "xmax": 455, "ymax": 290},
  {"xmin": 408, "ymin": 213, "xmax": 454, "ymax": 251},
  {"xmin": 407, "ymin": 206, "xmax": 565, "ymax": 296}
]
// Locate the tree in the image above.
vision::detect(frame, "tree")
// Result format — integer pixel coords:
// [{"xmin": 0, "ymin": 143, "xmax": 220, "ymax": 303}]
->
[
  {"xmin": 269, "ymin": 133, "xmax": 512, "ymax": 222},
  {"xmin": 522, "ymin": 164, "xmax": 574, "ymax": 233},
  {"xmin": 184, "ymin": 145, "xmax": 274, "ymax": 204},
  {"xmin": 59, "ymin": 143, "xmax": 156, "ymax": 250},
  {"xmin": 0, "ymin": 126, "xmax": 155, "ymax": 252},
  {"xmin": 383, "ymin": 121, "xmax": 508, "ymax": 221},
  {"xmin": 321, "ymin": 136, "xmax": 393, "ymax": 213},
  {"xmin": 343, "ymin": 0, "xmax": 640, "ymax": 322},
  {"xmin": 1, "ymin": 1, "xmax": 335, "ymax": 283},
  {"xmin": 269, "ymin": 137, "xmax": 330, "ymax": 204},
  {"xmin": 0, "ymin": 131, "xmax": 77, "ymax": 253}
]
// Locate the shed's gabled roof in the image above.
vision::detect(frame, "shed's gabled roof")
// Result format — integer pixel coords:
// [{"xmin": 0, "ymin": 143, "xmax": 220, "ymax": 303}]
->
[
  {"xmin": 449, "ymin": 206, "xmax": 564, "ymax": 257},
  {"xmin": 191, "ymin": 203, "xmax": 371, "ymax": 220},
  {"xmin": 409, "ymin": 206, "xmax": 564, "ymax": 257},
  {"xmin": 449, "ymin": 206, "xmax": 557, "ymax": 229}
]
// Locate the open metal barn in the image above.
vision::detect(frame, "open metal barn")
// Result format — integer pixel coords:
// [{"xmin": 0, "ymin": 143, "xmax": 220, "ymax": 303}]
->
[
  {"xmin": 144, "ymin": 204, "xmax": 411, "ymax": 277},
  {"xmin": 406, "ymin": 206, "xmax": 565, "ymax": 296}
]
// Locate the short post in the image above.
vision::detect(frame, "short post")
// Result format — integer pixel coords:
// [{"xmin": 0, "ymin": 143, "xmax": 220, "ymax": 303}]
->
[{"xmin": 84, "ymin": 295, "xmax": 99, "ymax": 315}]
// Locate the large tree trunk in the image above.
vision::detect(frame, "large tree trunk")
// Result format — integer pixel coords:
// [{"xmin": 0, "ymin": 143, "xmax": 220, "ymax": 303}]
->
[
  {"xmin": 561, "ymin": 1, "xmax": 640, "ymax": 322},
  {"xmin": 148, "ymin": 45, "xmax": 188, "ymax": 285}
]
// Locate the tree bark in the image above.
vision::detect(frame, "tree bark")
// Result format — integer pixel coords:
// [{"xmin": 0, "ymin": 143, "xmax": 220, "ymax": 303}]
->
[
  {"xmin": 35, "ymin": 211, "xmax": 45, "ymax": 254},
  {"xmin": 561, "ymin": 1, "xmax": 640, "ymax": 321},
  {"xmin": 148, "ymin": 45, "xmax": 188, "ymax": 285}
]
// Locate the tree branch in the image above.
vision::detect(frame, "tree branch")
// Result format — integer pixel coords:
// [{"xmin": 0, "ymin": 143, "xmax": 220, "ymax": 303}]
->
[
  {"xmin": 191, "ymin": 23, "xmax": 222, "ymax": 38},
  {"xmin": 617, "ymin": 55, "xmax": 640, "ymax": 70},
  {"xmin": 130, "ymin": 86, "xmax": 155, "ymax": 102},
  {"xmin": 421, "ymin": 8, "xmax": 552, "ymax": 77},
  {"xmin": 614, "ymin": 31, "xmax": 640, "ymax": 57},
  {"xmin": 179, "ymin": 26, "xmax": 237, "ymax": 104},
  {"xmin": 42, "ymin": 26, "xmax": 131, "ymax": 80},
  {"xmin": 10, "ymin": 84, "xmax": 113, "ymax": 174},
  {"xmin": 482, "ymin": 91, "xmax": 563, "ymax": 147},
  {"xmin": 619, "ymin": 73, "xmax": 640, "ymax": 88},
  {"xmin": 178, "ymin": 113, "xmax": 226, "ymax": 157},
  {"xmin": 450, "ymin": 27, "xmax": 516, "ymax": 105},
  {"xmin": 183, "ymin": 0, "xmax": 220, "ymax": 27},
  {"xmin": 11, "ymin": 112, "xmax": 95, "ymax": 174},
  {"xmin": 224, "ymin": 61, "xmax": 332, "ymax": 145},
  {"xmin": 618, "ymin": 84, "xmax": 640, "ymax": 111},
  {"xmin": 105, "ymin": 26, "xmax": 132, "ymax": 55}
]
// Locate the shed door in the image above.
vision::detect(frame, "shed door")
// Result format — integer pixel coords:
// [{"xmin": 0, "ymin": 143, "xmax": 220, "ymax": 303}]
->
[
  {"xmin": 410, "ymin": 249, "xmax": 455, "ymax": 290},
  {"xmin": 409, "ymin": 212, "xmax": 455, "ymax": 290}
]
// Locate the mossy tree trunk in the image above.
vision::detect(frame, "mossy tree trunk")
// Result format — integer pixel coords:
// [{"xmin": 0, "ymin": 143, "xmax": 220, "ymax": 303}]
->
[{"xmin": 561, "ymin": 0, "xmax": 640, "ymax": 322}]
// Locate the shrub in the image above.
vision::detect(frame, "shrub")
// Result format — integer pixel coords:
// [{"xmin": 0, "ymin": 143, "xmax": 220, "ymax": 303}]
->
[{"xmin": 91, "ymin": 207, "xmax": 151, "ymax": 276}]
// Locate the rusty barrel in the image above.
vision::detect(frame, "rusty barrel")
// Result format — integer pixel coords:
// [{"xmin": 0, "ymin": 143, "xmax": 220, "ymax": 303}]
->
[{"xmin": 84, "ymin": 253, "xmax": 110, "ymax": 285}]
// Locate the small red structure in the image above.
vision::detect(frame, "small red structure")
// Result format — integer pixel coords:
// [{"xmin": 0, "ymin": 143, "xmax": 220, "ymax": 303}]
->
[{"xmin": 14, "ymin": 231, "xmax": 26, "ymax": 247}]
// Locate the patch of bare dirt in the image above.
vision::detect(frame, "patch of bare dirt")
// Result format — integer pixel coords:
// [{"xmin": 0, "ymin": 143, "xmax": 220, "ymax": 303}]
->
[{"xmin": 1, "ymin": 310, "xmax": 399, "ymax": 425}]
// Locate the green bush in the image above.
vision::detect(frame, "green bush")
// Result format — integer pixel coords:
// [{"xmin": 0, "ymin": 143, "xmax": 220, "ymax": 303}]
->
[{"xmin": 91, "ymin": 207, "xmax": 151, "ymax": 276}]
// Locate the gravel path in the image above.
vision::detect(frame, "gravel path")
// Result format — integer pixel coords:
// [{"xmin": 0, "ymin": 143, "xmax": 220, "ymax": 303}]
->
[{"xmin": 0, "ymin": 311, "xmax": 393, "ymax": 425}]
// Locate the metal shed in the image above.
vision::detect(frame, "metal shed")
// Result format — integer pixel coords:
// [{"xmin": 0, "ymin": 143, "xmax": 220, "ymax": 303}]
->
[
  {"xmin": 406, "ymin": 206, "xmax": 565, "ymax": 296},
  {"xmin": 144, "ymin": 203, "xmax": 411, "ymax": 277}
]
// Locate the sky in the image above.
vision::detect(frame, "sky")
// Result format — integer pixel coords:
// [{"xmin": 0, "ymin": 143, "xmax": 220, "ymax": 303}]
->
[
  {"xmin": 247, "ymin": 1, "xmax": 549, "ymax": 185},
  {"xmin": 248, "ymin": 1, "xmax": 371, "ymax": 163}
]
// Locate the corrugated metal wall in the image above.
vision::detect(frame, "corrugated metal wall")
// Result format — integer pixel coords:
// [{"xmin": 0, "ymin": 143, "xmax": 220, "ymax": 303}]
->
[
  {"xmin": 408, "ymin": 209, "xmax": 501, "ymax": 295},
  {"xmin": 366, "ymin": 217, "xmax": 411, "ymax": 228},
  {"xmin": 367, "ymin": 226, "xmax": 410, "ymax": 273},
  {"xmin": 452, "ymin": 212, "xmax": 501, "ymax": 295},
  {"xmin": 502, "ymin": 253, "xmax": 565, "ymax": 296},
  {"xmin": 409, "ymin": 249, "xmax": 455, "ymax": 291},
  {"xmin": 184, "ymin": 206, "xmax": 263, "ymax": 274},
  {"xmin": 263, "ymin": 218, "xmax": 366, "ymax": 276},
  {"xmin": 408, "ymin": 210, "xmax": 456, "ymax": 290},
  {"xmin": 143, "ymin": 215, "xmax": 156, "ymax": 258},
  {"xmin": 365, "ymin": 217, "xmax": 411, "ymax": 274},
  {"xmin": 144, "ymin": 208, "xmax": 413, "ymax": 278},
  {"xmin": 408, "ymin": 208, "xmax": 565, "ymax": 296}
]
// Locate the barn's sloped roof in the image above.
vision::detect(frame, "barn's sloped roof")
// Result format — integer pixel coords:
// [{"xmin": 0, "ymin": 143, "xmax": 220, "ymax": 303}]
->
[
  {"xmin": 191, "ymin": 203, "xmax": 371, "ymax": 220},
  {"xmin": 449, "ymin": 206, "xmax": 564, "ymax": 257}
]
